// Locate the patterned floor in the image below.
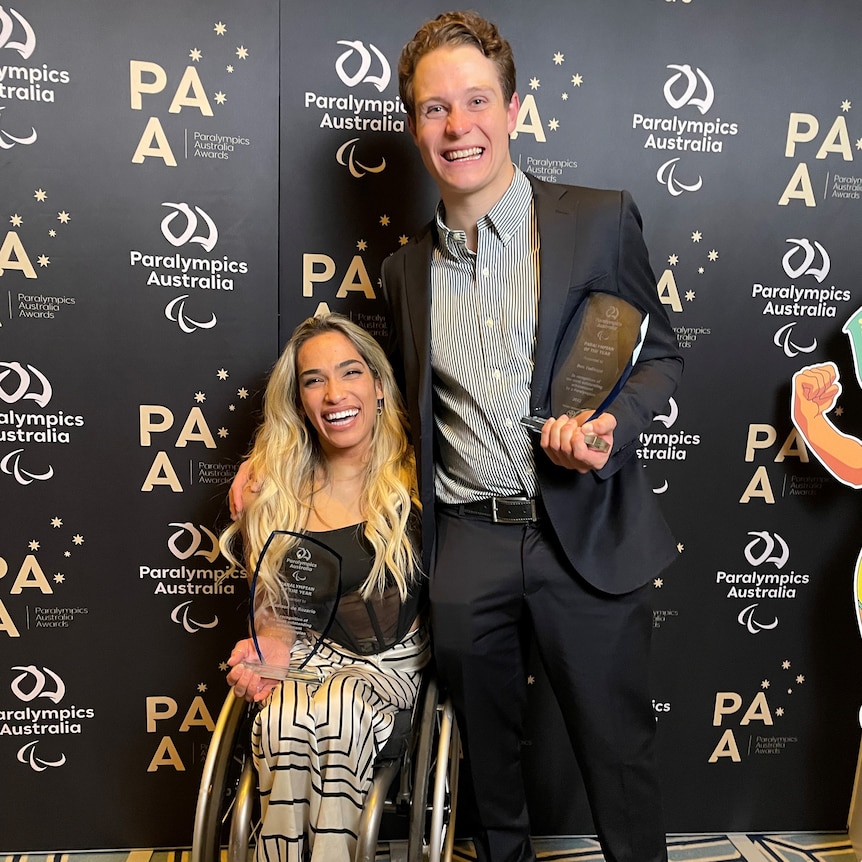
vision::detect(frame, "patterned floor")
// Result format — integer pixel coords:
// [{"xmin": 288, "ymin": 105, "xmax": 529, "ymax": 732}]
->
[{"xmin": 2, "ymin": 834, "xmax": 856, "ymax": 862}]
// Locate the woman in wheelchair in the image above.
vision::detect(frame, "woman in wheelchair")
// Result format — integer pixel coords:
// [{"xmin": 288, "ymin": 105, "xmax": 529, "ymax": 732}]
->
[{"xmin": 220, "ymin": 313, "xmax": 429, "ymax": 862}]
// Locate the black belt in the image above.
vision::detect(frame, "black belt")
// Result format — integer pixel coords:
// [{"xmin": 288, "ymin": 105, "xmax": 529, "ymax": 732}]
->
[{"xmin": 439, "ymin": 495, "xmax": 541, "ymax": 524}]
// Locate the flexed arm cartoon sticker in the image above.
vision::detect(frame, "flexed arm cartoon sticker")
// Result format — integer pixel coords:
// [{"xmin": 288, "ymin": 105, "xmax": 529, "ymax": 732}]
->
[{"xmin": 791, "ymin": 305, "xmax": 862, "ymax": 639}]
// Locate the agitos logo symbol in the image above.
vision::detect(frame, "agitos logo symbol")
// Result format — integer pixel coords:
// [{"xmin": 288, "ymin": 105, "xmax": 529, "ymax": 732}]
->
[
  {"xmin": 0, "ymin": 6, "xmax": 35, "ymax": 59},
  {"xmin": 0, "ymin": 105, "xmax": 36, "ymax": 149},
  {"xmin": 663, "ymin": 63, "xmax": 714, "ymax": 114},
  {"xmin": 335, "ymin": 40, "xmax": 390, "ymax": 92},
  {"xmin": 160, "ymin": 202, "xmax": 218, "ymax": 252}
]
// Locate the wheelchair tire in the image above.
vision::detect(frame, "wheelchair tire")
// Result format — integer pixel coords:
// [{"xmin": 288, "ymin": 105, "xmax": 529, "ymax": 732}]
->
[
  {"xmin": 407, "ymin": 676, "xmax": 459, "ymax": 862},
  {"xmin": 192, "ymin": 690, "xmax": 258, "ymax": 862}
]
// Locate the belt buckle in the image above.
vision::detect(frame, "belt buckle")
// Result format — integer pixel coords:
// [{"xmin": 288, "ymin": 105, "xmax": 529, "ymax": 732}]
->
[{"xmin": 491, "ymin": 496, "xmax": 536, "ymax": 524}]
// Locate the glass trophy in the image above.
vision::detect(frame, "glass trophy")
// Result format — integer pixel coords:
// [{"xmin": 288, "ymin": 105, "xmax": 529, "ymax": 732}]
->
[
  {"xmin": 522, "ymin": 291, "xmax": 649, "ymax": 453},
  {"xmin": 242, "ymin": 530, "xmax": 343, "ymax": 683}
]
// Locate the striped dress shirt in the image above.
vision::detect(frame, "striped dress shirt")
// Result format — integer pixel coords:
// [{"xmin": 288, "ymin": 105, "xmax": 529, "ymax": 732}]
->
[{"xmin": 430, "ymin": 166, "xmax": 540, "ymax": 504}]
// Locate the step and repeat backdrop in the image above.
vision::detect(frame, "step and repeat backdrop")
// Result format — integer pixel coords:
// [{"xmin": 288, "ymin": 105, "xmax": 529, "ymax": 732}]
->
[{"xmin": 2, "ymin": 0, "xmax": 862, "ymax": 851}]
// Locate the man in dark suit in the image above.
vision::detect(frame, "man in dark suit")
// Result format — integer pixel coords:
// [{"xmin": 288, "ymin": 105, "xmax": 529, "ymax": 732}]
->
[{"xmin": 381, "ymin": 11, "xmax": 683, "ymax": 862}]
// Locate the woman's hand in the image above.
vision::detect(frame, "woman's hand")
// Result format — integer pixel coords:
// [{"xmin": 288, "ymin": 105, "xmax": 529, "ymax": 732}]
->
[{"xmin": 226, "ymin": 636, "xmax": 291, "ymax": 702}]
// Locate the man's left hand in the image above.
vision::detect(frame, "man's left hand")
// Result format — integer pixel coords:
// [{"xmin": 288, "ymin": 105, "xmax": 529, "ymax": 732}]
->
[{"xmin": 539, "ymin": 411, "xmax": 616, "ymax": 472}]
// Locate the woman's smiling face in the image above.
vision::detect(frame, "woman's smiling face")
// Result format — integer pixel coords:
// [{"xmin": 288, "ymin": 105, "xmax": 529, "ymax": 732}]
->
[{"xmin": 296, "ymin": 330, "xmax": 383, "ymax": 459}]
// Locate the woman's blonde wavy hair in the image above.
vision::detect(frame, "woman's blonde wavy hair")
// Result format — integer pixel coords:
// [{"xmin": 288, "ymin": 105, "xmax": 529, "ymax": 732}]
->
[{"xmin": 220, "ymin": 313, "xmax": 421, "ymax": 609}]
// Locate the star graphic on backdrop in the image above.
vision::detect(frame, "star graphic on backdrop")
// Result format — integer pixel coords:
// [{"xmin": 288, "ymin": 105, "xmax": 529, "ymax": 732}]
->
[
  {"xmin": 229, "ymin": 404, "xmax": 236, "ymax": 411},
  {"xmin": 237, "ymin": 387, "xmax": 249, "ymax": 399},
  {"xmin": 668, "ymin": 254, "xmax": 678, "ymax": 266},
  {"xmin": 841, "ymin": 99, "xmax": 851, "ymax": 112},
  {"xmin": 218, "ymin": 427, "xmax": 229, "ymax": 438},
  {"xmin": 775, "ymin": 707, "xmax": 785, "ymax": 716},
  {"xmin": 51, "ymin": 517, "xmax": 62, "ymax": 528},
  {"xmin": 782, "ymin": 660, "xmax": 791, "ymax": 669},
  {"xmin": 195, "ymin": 391, "xmax": 206, "ymax": 403},
  {"xmin": 529, "ymin": 77, "xmax": 540, "ymax": 90},
  {"xmin": 214, "ymin": 21, "xmax": 227, "ymax": 35},
  {"xmin": 236, "ymin": 46, "xmax": 249, "ymax": 59},
  {"xmin": 796, "ymin": 674, "xmax": 805, "ymax": 684},
  {"xmin": 214, "ymin": 91, "xmax": 227, "ymax": 105},
  {"xmin": 64, "ymin": 550, "xmax": 71, "ymax": 557},
  {"xmin": 691, "ymin": 230, "xmax": 702, "ymax": 242},
  {"xmin": 357, "ymin": 239, "xmax": 368, "ymax": 251},
  {"xmin": 34, "ymin": 188, "xmax": 47, "ymax": 201},
  {"xmin": 227, "ymin": 65, "xmax": 234, "ymax": 73},
  {"xmin": 37, "ymin": 255, "xmax": 49, "ymax": 267},
  {"xmin": 685, "ymin": 290, "xmax": 695, "ymax": 301},
  {"xmin": 54, "ymin": 573, "xmax": 65, "ymax": 583},
  {"xmin": 29, "ymin": 540, "xmax": 39, "ymax": 550},
  {"xmin": 761, "ymin": 679, "xmax": 770, "ymax": 689},
  {"xmin": 198, "ymin": 683, "xmax": 208, "ymax": 692},
  {"xmin": 219, "ymin": 661, "xmax": 229, "ymax": 671},
  {"xmin": 399, "ymin": 235, "xmax": 409, "ymax": 245},
  {"xmin": 653, "ymin": 578, "xmax": 663, "ymax": 588},
  {"xmin": 189, "ymin": 48, "xmax": 202, "ymax": 62},
  {"xmin": 548, "ymin": 118, "xmax": 560, "ymax": 131},
  {"xmin": 708, "ymin": 249, "xmax": 719, "ymax": 261},
  {"xmin": 571, "ymin": 74, "xmax": 583, "ymax": 87},
  {"xmin": 553, "ymin": 52, "xmax": 564, "ymax": 65},
  {"xmin": 10, "ymin": 213, "xmax": 22, "ymax": 226},
  {"xmin": 379, "ymin": 215, "xmax": 390, "ymax": 226},
  {"xmin": 57, "ymin": 211, "xmax": 70, "ymax": 223},
  {"xmin": 527, "ymin": 675, "xmax": 536, "ymax": 685},
  {"xmin": 561, "ymin": 92, "xmax": 569, "ymax": 101},
  {"xmin": 49, "ymin": 229, "xmax": 56, "ymax": 237},
  {"xmin": 677, "ymin": 543, "xmax": 684, "ymax": 552},
  {"xmin": 697, "ymin": 266, "xmax": 704, "ymax": 274},
  {"xmin": 835, "ymin": 406, "xmax": 845, "ymax": 416},
  {"xmin": 72, "ymin": 534, "xmax": 84, "ymax": 545},
  {"xmin": 217, "ymin": 369, "xmax": 229, "ymax": 380},
  {"xmin": 856, "ymin": 137, "xmax": 862, "ymax": 150}
]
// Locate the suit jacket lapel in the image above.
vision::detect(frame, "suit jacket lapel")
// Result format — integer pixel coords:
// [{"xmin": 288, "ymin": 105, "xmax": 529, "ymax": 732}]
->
[{"xmin": 529, "ymin": 176, "xmax": 581, "ymax": 416}]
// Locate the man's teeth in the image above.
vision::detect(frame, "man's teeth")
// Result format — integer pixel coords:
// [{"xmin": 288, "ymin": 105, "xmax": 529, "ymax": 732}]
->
[
  {"xmin": 325, "ymin": 409, "xmax": 359, "ymax": 422},
  {"xmin": 445, "ymin": 147, "xmax": 482, "ymax": 161}
]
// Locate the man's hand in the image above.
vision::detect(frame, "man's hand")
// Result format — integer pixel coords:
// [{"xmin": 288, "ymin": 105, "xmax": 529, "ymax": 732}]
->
[
  {"xmin": 229, "ymin": 459, "xmax": 260, "ymax": 521},
  {"xmin": 539, "ymin": 411, "xmax": 616, "ymax": 472}
]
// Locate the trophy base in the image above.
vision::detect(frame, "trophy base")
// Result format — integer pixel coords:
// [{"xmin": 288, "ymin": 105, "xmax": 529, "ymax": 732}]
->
[
  {"xmin": 241, "ymin": 660, "xmax": 324, "ymax": 683},
  {"xmin": 520, "ymin": 415, "xmax": 610, "ymax": 453}
]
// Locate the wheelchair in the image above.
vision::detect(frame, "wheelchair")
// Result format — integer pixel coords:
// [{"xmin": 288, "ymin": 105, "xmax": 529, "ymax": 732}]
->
[{"xmin": 191, "ymin": 670, "xmax": 459, "ymax": 862}]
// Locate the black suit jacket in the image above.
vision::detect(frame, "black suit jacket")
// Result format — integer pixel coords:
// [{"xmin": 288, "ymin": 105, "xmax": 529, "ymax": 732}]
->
[{"xmin": 381, "ymin": 174, "xmax": 683, "ymax": 595}]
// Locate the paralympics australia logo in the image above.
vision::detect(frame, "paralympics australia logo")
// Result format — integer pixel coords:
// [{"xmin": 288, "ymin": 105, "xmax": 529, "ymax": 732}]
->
[
  {"xmin": 128, "ymin": 202, "xmax": 250, "ymax": 334},
  {"xmin": 750, "ymin": 238, "xmax": 853, "ymax": 354},
  {"xmin": 631, "ymin": 63, "xmax": 739, "ymax": 196},
  {"xmin": 637, "ymin": 396, "xmax": 701, "ymax": 481},
  {"xmin": 715, "ymin": 530, "xmax": 811, "ymax": 632},
  {"xmin": 138, "ymin": 521, "xmax": 242, "ymax": 630},
  {"xmin": 0, "ymin": 361, "xmax": 85, "ymax": 484},
  {"xmin": 305, "ymin": 38, "xmax": 406, "ymax": 177},
  {"xmin": 1, "ymin": 665, "xmax": 95, "ymax": 771},
  {"xmin": 0, "ymin": 6, "xmax": 71, "ymax": 105}
]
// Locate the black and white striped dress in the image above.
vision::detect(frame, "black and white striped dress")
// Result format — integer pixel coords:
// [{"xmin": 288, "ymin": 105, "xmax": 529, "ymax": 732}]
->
[{"xmin": 252, "ymin": 524, "xmax": 429, "ymax": 862}]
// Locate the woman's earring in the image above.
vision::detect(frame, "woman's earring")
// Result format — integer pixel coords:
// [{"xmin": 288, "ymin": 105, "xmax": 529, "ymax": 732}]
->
[{"xmin": 376, "ymin": 399, "xmax": 384, "ymax": 416}]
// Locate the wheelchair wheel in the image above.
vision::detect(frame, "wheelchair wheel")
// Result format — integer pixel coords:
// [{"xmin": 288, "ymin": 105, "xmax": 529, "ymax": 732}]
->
[
  {"xmin": 407, "ymin": 676, "xmax": 460, "ymax": 862},
  {"xmin": 192, "ymin": 690, "xmax": 261, "ymax": 862}
]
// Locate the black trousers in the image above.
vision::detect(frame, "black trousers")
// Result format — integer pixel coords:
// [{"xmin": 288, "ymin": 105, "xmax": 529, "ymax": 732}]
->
[{"xmin": 431, "ymin": 507, "xmax": 667, "ymax": 862}]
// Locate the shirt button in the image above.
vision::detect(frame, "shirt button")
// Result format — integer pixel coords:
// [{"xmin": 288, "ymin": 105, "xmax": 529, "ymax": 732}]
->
[
  {"xmin": 485, "ymin": 317, "xmax": 494, "ymax": 327},
  {"xmin": 482, "ymin": 268, "xmax": 490, "ymax": 277},
  {"xmin": 505, "ymin": 418, "xmax": 513, "ymax": 428},
  {"xmin": 493, "ymin": 369, "xmax": 502, "ymax": 380}
]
